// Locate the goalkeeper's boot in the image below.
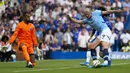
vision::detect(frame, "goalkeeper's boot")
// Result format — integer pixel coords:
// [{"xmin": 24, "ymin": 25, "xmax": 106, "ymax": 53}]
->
[
  {"xmin": 80, "ymin": 62, "xmax": 89, "ymax": 67},
  {"xmin": 26, "ymin": 62, "xmax": 33, "ymax": 68}
]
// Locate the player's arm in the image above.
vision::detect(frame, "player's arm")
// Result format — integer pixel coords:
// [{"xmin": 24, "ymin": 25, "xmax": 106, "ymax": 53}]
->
[
  {"xmin": 67, "ymin": 15, "xmax": 84, "ymax": 24},
  {"xmin": 8, "ymin": 24, "xmax": 20, "ymax": 44},
  {"xmin": 102, "ymin": 10, "xmax": 123, "ymax": 15}
]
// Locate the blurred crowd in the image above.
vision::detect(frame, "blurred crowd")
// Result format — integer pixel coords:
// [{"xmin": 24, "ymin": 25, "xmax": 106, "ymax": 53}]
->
[{"xmin": 0, "ymin": 0, "xmax": 130, "ymax": 60}]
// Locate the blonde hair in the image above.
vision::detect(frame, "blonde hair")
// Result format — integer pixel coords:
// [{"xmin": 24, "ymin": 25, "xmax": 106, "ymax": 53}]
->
[{"xmin": 84, "ymin": 8, "xmax": 91, "ymax": 13}]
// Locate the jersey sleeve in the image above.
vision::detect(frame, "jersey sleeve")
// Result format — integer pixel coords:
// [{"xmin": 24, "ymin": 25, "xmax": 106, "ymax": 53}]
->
[
  {"xmin": 94, "ymin": 10, "xmax": 102, "ymax": 16},
  {"xmin": 83, "ymin": 18, "xmax": 88, "ymax": 24},
  {"xmin": 9, "ymin": 23, "xmax": 20, "ymax": 44}
]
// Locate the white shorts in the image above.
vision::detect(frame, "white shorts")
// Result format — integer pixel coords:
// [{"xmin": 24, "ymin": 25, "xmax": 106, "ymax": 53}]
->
[{"xmin": 97, "ymin": 28, "xmax": 112, "ymax": 43}]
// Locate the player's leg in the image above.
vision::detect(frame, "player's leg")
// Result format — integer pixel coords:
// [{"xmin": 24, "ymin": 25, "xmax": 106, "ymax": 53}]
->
[
  {"xmin": 101, "ymin": 41, "xmax": 111, "ymax": 66},
  {"xmin": 80, "ymin": 49, "xmax": 91, "ymax": 66},
  {"xmin": 108, "ymin": 47, "xmax": 112, "ymax": 66},
  {"xmin": 80, "ymin": 37, "xmax": 95, "ymax": 66},
  {"xmin": 21, "ymin": 45, "xmax": 33, "ymax": 68},
  {"xmin": 29, "ymin": 54, "xmax": 36, "ymax": 66},
  {"xmin": 21, "ymin": 45, "xmax": 30, "ymax": 62},
  {"xmin": 88, "ymin": 38, "xmax": 101, "ymax": 67},
  {"xmin": 85, "ymin": 35, "xmax": 98, "ymax": 66},
  {"xmin": 88, "ymin": 38, "xmax": 100, "ymax": 60},
  {"xmin": 100, "ymin": 29, "xmax": 112, "ymax": 67},
  {"xmin": 86, "ymin": 49, "xmax": 91, "ymax": 64},
  {"xmin": 28, "ymin": 47, "xmax": 36, "ymax": 67}
]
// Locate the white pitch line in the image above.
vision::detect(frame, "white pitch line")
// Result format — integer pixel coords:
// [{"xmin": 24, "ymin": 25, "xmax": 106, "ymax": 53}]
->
[
  {"xmin": 13, "ymin": 66, "xmax": 82, "ymax": 72},
  {"xmin": 13, "ymin": 63, "xmax": 130, "ymax": 73}
]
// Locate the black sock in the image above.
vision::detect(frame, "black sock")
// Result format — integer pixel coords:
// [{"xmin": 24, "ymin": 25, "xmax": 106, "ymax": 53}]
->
[
  {"xmin": 103, "ymin": 49, "xmax": 109, "ymax": 61},
  {"xmin": 91, "ymin": 49, "xmax": 97, "ymax": 60}
]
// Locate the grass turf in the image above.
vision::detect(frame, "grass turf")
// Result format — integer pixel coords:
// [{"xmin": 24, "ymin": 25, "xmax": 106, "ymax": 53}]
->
[{"xmin": 0, "ymin": 59, "xmax": 130, "ymax": 73}]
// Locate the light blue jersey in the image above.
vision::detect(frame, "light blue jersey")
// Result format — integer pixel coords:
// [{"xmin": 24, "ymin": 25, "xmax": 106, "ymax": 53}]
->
[{"xmin": 83, "ymin": 10, "xmax": 109, "ymax": 33}]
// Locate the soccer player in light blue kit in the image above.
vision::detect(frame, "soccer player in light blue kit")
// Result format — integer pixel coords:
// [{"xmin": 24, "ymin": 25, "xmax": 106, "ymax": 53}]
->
[
  {"xmin": 80, "ymin": 8, "xmax": 113, "ymax": 67},
  {"xmin": 68, "ymin": 8, "xmax": 123, "ymax": 68}
]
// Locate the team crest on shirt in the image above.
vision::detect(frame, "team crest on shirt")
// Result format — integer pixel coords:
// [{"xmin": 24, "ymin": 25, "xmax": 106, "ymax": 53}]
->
[{"xmin": 30, "ymin": 28, "xmax": 32, "ymax": 31}]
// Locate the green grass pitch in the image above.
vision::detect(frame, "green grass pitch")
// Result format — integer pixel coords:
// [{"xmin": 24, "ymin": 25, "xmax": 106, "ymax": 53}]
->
[{"xmin": 0, "ymin": 59, "xmax": 130, "ymax": 73}]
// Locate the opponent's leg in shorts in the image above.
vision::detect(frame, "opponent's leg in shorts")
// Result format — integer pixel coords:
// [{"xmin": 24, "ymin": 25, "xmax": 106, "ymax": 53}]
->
[
  {"xmin": 88, "ymin": 38, "xmax": 100, "ymax": 60},
  {"xmin": 88, "ymin": 38, "xmax": 101, "ymax": 67}
]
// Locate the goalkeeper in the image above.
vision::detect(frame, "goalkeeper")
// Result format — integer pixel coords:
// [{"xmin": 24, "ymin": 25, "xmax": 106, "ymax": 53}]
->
[{"xmin": 7, "ymin": 13, "xmax": 38, "ymax": 68}]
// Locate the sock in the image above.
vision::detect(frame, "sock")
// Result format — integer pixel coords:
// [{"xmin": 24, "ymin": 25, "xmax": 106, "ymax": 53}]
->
[
  {"xmin": 91, "ymin": 49, "xmax": 97, "ymax": 60},
  {"xmin": 29, "ymin": 54, "xmax": 36, "ymax": 66},
  {"xmin": 22, "ymin": 45, "xmax": 30, "ymax": 62},
  {"xmin": 86, "ymin": 50, "xmax": 91, "ymax": 63},
  {"xmin": 108, "ymin": 47, "xmax": 111, "ymax": 53},
  {"xmin": 96, "ymin": 46, "xmax": 100, "ymax": 59},
  {"xmin": 103, "ymin": 49, "xmax": 110, "ymax": 61},
  {"xmin": 108, "ymin": 47, "xmax": 112, "ymax": 61}
]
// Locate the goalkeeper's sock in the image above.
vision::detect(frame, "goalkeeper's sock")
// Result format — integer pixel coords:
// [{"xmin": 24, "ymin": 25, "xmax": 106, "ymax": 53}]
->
[
  {"xmin": 91, "ymin": 49, "xmax": 97, "ymax": 60},
  {"xmin": 86, "ymin": 50, "xmax": 91, "ymax": 63},
  {"xmin": 22, "ymin": 45, "xmax": 30, "ymax": 62},
  {"xmin": 103, "ymin": 49, "xmax": 110, "ymax": 64}
]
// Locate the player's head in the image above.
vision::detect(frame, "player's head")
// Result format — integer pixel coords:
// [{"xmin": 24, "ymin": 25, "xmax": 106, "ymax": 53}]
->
[
  {"xmin": 23, "ymin": 13, "xmax": 30, "ymax": 23},
  {"xmin": 83, "ymin": 8, "xmax": 92, "ymax": 18}
]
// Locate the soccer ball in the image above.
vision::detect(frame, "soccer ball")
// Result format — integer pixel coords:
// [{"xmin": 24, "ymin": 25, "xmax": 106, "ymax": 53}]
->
[{"xmin": 93, "ymin": 60, "xmax": 101, "ymax": 67}]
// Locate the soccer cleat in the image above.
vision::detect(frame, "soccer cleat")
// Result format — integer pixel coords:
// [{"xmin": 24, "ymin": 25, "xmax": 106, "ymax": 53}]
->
[
  {"xmin": 100, "ymin": 62, "xmax": 109, "ymax": 67},
  {"xmin": 100, "ymin": 63, "xmax": 108, "ymax": 67},
  {"xmin": 26, "ymin": 62, "xmax": 33, "ymax": 68},
  {"xmin": 87, "ymin": 65, "xmax": 101, "ymax": 68},
  {"xmin": 80, "ymin": 62, "xmax": 90, "ymax": 67},
  {"xmin": 87, "ymin": 65, "xmax": 94, "ymax": 68},
  {"xmin": 100, "ymin": 60, "xmax": 112, "ymax": 67}
]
